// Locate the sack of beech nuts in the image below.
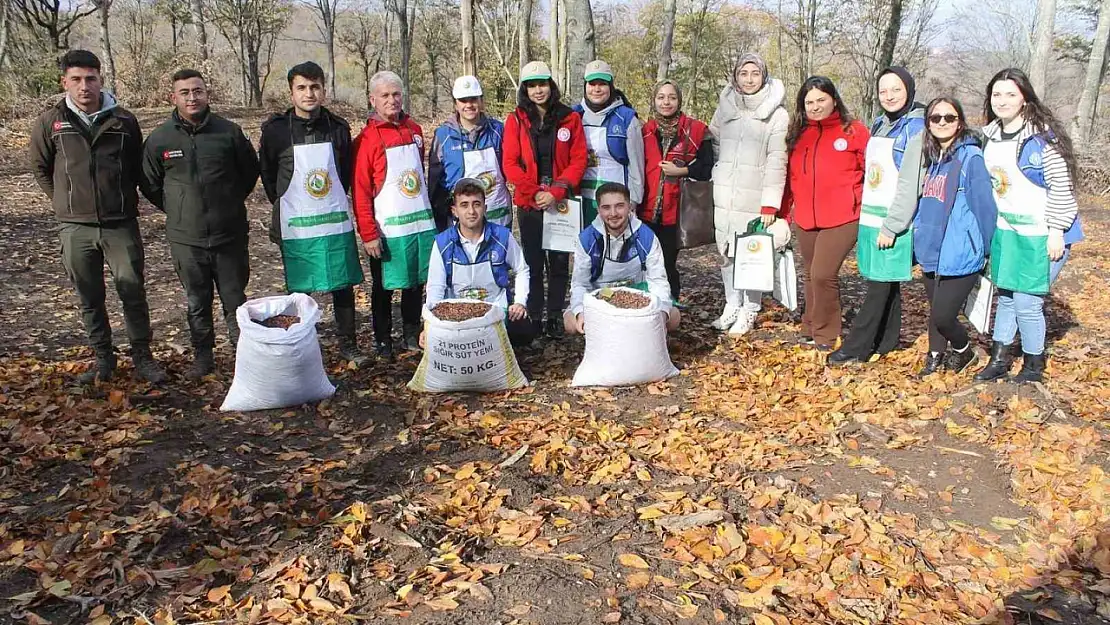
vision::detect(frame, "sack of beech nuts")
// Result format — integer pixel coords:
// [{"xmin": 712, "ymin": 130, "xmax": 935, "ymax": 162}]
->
[
  {"xmin": 571, "ymin": 287, "xmax": 678, "ymax": 387},
  {"xmin": 221, "ymin": 294, "xmax": 336, "ymax": 411},
  {"xmin": 408, "ymin": 299, "xmax": 528, "ymax": 393}
]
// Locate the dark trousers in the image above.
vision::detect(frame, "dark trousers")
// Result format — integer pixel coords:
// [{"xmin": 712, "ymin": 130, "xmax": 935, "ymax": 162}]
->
[
  {"xmin": 331, "ymin": 286, "xmax": 357, "ymax": 338},
  {"xmin": 59, "ymin": 220, "xmax": 152, "ymax": 352},
  {"xmin": 841, "ymin": 280, "xmax": 902, "ymax": 357},
  {"xmin": 368, "ymin": 258, "xmax": 422, "ymax": 343},
  {"xmin": 170, "ymin": 240, "xmax": 250, "ymax": 349},
  {"xmin": 517, "ymin": 208, "xmax": 570, "ymax": 325},
  {"xmin": 645, "ymin": 221, "xmax": 680, "ymax": 299},
  {"xmin": 922, "ymin": 272, "xmax": 979, "ymax": 353},
  {"xmin": 795, "ymin": 222, "xmax": 858, "ymax": 345},
  {"xmin": 506, "ymin": 316, "xmax": 538, "ymax": 347}
]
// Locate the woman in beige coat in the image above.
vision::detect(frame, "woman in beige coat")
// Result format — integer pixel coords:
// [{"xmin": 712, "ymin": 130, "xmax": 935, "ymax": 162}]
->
[{"xmin": 709, "ymin": 53, "xmax": 790, "ymax": 335}]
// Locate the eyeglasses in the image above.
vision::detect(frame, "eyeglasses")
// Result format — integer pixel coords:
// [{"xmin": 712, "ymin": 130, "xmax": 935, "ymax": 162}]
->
[{"xmin": 928, "ymin": 114, "xmax": 959, "ymax": 124}]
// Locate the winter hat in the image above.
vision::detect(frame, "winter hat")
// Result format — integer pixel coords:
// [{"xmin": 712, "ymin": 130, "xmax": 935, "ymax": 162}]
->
[
  {"xmin": 733, "ymin": 53, "xmax": 769, "ymax": 91},
  {"xmin": 452, "ymin": 75, "xmax": 483, "ymax": 99},
  {"xmin": 878, "ymin": 66, "xmax": 917, "ymax": 121},
  {"xmin": 521, "ymin": 61, "xmax": 552, "ymax": 83}
]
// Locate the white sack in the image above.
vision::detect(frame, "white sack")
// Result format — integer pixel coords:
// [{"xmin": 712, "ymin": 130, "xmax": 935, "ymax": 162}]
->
[
  {"xmin": 571, "ymin": 287, "xmax": 679, "ymax": 387},
  {"xmin": 408, "ymin": 299, "xmax": 528, "ymax": 393}
]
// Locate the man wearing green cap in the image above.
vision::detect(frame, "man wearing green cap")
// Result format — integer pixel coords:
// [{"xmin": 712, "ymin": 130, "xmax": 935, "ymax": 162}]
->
[{"xmin": 573, "ymin": 59, "xmax": 645, "ymax": 225}]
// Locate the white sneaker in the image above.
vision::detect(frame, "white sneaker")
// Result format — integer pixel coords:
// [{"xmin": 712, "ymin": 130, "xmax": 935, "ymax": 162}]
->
[
  {"xmin": 711, "ymin": 304, "xmax": 740, "ymax": 330},
  {"xmin": 728, "ymin": 309, "xmax": 759, "ymax": 336}
]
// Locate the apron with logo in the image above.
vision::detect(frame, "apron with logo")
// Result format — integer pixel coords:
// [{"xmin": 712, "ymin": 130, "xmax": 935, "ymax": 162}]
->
[
  {"xmin": 448, "ymin": 240, "xmax": 510, "ymax": 310},
  {"xmin": 857, "ymin": 136, "xmax": 913, "ymax": 282},
  {"xmin": 462, "ymin": 144, "xmax": 512, "ymax": 227},
  {"xmin": 985, "ymin": 138, "xmax": 1051, "ymax": 294},
  {"xmin": 375, "ymin": 141, "xmax": 437, "ymax": 290},
  {"xmin": 279, "ymin": 140, "xmax": 364, "ymax": 293},
  {"xmin": 591, "ymin": 237, "xmax": 647, "ymax": 292},
  {"xmin": 580, "ymin": 123, "xmax": 628, "ymax": 225}
]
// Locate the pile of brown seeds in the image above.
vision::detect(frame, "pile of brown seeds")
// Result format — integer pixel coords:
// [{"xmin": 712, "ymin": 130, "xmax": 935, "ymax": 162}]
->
[
  {"xmin": 598, "ymin": 289, "xmax": 650, "ymax": 309},
  {"xmin": 432, "ymin": 301, "xmax": 493, "ymax": 321},
  {"xmin": 252, "ymin": 314, "xmax": 301, "ymax": 329}
]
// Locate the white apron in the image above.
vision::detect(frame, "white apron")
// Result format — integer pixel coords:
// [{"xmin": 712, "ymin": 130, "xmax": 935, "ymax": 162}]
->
[
  {"xmin": 462, "ymin": 146, "xmax": 512, "ymax": 227},
  {"xmin": 375, "ymin": 141, "xmax": 437, "ymax": 290},
  {"xmin": 984, "ymin": 138, "xmax": 1050, "ymax": 294},
  {"xmin": 857, "ymin": 136, "xmax": 913, "ymax": 282},
  {"xmin": 279, "ymin": 141, "xmax": 364, "ymax": 293},
  {"xmin": 581, "ymin": 124, "xmax": 628, "ymax": 224},
  {"xmin": 591, "ymin": 240, "xmax": 647, "ymax": 291},
  {"xmin": 447, "ymin": 240, "xmax": 509, "ymax": 309}
]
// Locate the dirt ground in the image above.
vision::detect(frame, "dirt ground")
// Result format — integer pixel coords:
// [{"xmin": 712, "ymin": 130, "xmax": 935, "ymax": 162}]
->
[{"xmin": 1, "ymin": 108, "xmax": 1110, "ymax": 625}]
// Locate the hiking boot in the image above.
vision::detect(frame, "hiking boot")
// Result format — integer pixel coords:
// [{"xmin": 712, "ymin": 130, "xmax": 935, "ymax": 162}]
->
[
  {"xmin": 946, "ymin": 345, "xmax": 979, "ymax": 374},
  {"xmin": 826, "ymin": 348, "xmax": 861, "ymax": 367},
  {"xmin": 917, "ymin": 351, "xmax": 945, "ymax": 378},
  {"xmin": 402, "ymin": 324, "xmax": 421, "ymax": 352},
  {"xmin": 338, "ymin": 335, "xmax": 368, "ymax": 365},
  {"xmin": 77, "ymin": 349, "xmax": 116, "ymax": 384},
  {"xmin": 1014, "ymin": 352, "xmax": 1046, "ymax": 384},
  {"xmin": 186, "ymin": 347, "xmax": 216, "ymax": 380},
  {"xmin": 131, "ymin": 347, "xmax": 167, "ymax": 384},
  {"xmin": 375, "ymin": 341, "xmax": 395, "ymax": 361},
  {"xmin": 975, "ymin": 341, "xmax": 1014, "ymax": 382},
  {"xmin": 545, "ymin": 317, "xmax": 564, "ymax": 340}
]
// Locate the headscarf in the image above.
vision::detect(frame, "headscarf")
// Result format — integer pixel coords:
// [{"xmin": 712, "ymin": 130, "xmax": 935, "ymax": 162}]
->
[
  {"xmin": 650, "ymin": 80, "xmax": 683, "ymax": 150},
  {"xmin": 878, "ymin": 66, "xmax": 917, "ymax": 122},
  {"xmin": 732, "ymin": 53, "xmax": 769, "ymax": 93}
]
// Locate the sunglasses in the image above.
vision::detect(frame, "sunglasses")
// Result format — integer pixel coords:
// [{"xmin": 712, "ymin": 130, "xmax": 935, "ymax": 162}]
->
[{"xmin": 928, "ymin": 114, "xmax": 959, "ymax": 124}]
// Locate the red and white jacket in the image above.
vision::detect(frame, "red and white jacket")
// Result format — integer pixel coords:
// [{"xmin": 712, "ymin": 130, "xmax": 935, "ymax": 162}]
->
[
  {"xmin": 352, "ymin": 112, "xmax": 426, "ymax": 242},
  {"xmin": 501, "ymin": 105, "xmax": 588, "ymax": 209},
  {"xmin": 640, "ymin": 114, "xmax": 710, "ymax": 226},
  {"xmin": 779, "ymin": 113, "xmax": 869, "ymax": 230}
]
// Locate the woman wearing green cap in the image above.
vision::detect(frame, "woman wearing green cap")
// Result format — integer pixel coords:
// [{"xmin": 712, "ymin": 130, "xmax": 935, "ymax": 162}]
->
[{"xmin": 573, "ymin": 59, "xmax": 645, "ymax": 225}]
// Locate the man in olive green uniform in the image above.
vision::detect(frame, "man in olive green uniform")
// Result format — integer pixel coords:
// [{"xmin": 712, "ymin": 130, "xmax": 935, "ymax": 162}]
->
[
  {"xmin": 141, "ymin": 69, "xmax": 260, "ymax": 378},
  {"xmin": 29, "ymin": 50, "xmax": 166, "ymax": 384}
]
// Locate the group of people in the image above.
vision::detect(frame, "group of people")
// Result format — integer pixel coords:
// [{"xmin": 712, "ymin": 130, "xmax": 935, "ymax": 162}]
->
[{"xmin": 31, "ymin": 47, "xmax": 1082, "ymax": 387}]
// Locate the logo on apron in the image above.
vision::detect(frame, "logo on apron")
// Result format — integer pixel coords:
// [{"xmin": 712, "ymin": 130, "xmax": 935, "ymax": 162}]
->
[
  {"xmin": 476, "ymin": 172, "xmax": 496, "ymax": 192},
  {"xmin": 304, "ymin": 168, "xmax": 332, "ymax": 199},
  {"xmin": 398, "ymin": 169, "xmax": 422, "ymax": 198},
  {"xmin": 866, "ymin": 163, "xmax": 883, "ymax": 189},
  {"xmin": 587, "ymin": 149, "xmax": 600, "ymax": 168},
  {"xmin": 746, "ymin": 238, "xmax": 763, "ymax": 253},
  {"xmin": 459, "ymin": 287, "xmax": 489, "ymax": 301},
  {"xmin": 990, "ymin": 166, "xmax": 1010, "ymax": 197}
]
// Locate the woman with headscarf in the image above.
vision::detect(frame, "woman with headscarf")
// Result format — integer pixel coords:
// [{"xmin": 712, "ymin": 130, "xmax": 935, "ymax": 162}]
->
[
  {"xmin": 827, "ymin": 67, "xmax": 926, "ymax": 366},
  {"xmin": 709, "ymin": 53, "xmax": 790, "ymax": 335},
  {"xmin": 639, "ymin": 80, "xmax": 714, "ymax": 299},
  {"xmin": 573, "ymin": 59, "xmax": 646, "ymax": 225}
]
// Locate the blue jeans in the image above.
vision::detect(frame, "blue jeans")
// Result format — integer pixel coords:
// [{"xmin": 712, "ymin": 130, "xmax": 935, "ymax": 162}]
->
[{"xmin": 992, "ymin": 246, "xmax": 1071, "ymax": 355}]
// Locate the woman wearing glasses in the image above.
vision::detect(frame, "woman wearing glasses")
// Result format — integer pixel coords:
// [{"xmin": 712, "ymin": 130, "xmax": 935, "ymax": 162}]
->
[
  {"xmin": 974, "ymin": 68, "xmax": 1084, "ymax": 383},
  {"xmin": 827, "ymin": 67, "xmax": 925, "ymax": 366},
  {"xmin": 911, "ymin": 97, "xmax": 998, "ymax": 377}
]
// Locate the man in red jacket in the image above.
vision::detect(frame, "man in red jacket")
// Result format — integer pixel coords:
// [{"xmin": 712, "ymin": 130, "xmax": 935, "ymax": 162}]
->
[
  {"xmin": 502, "ymin": 61, "xmax": 588, "ymax": 339},
  {"xmin": 352, "ymin": 70, "xmax": 437, "ymax": 359}
]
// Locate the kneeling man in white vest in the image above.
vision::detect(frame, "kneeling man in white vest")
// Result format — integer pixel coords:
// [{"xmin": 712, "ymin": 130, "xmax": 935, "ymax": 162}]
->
[
  {"xmin": 424, "ymin": 178, "xmax": 536, "ymax": 346},
  {"xmin": 565, "ymin": 181, "xmax": 681, "ymax": 334}
]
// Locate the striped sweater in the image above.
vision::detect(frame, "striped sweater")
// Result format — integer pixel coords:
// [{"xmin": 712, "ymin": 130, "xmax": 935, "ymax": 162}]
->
[{"xmin": 982, "ymin": 120, "xmax": 1079, "ymax": 231}]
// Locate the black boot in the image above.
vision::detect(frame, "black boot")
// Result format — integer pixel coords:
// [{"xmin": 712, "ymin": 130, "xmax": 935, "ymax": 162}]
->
[
  {"xmin": 946, "ymin": 344, "xmax": 979, "ymax": 374},
  {"xmin": 917, "ymin": 352, "xmax": 945, "ymax": 378},
  {"xmin": 402, "ymin": 323, "xmax": 421, "ymax": 352},
  {"xmin": 131, "ymin": 346, "xmax": 167, "ymax": 384},
  {"xmin": 826, "ymin": 348, "xmax": 860, "ymax": 367},
  {"xmin": 187, "ymin": 346, "xmax": 215, "ymax": 380},
  {"xmin": 77, "ymin": 349, "xmax": 117, "ymax": 384},
  {"xmin": 335, "ymin": 305, "xmax": 367, "ymax": 364},
  {"xmin": 375, "ymin": 340, "xmax": 395, "ymax": 361},
  {"xmin": 545, "ymin": 316, "xmax": 564, "ymax": 340},
  {"xmin": 1014, "ymin": 352, "xmax": 1046, "ymax": 384},
  {"xmin": 974, "ymin": 341, "xmax": 1014, "ymax": 381}
]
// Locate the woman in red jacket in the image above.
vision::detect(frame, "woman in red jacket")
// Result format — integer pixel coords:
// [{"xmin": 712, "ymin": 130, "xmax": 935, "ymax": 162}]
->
[
  {"xmin": 778, "ymin": 76, "xmax": 869, "ymax": 349},
  {"xmin": 502, "ymin": 61, "xmax": 588, "ymax": 339},
  {"xmin": 639, "ymin": 80, "xmax": 713, "ymax": 299}
]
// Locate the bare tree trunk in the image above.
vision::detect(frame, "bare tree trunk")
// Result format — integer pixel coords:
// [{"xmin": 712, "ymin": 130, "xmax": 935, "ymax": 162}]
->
[
  {"xmin": 96, "ymin": 0, "xmax": 118, "ymax": 94},
  {"xmin": 805, "ymin": 0, "xmax": 816, "ymax": 79},
  {"xmin": 563, "ymin": 0, "xmax": 594, "ymax": 103},
  {"xmin": 192, "ymin": 0, "xmax": 208, "ymax": 61},
  {"xmin": 685, "ymin": 0, "xmax": 711, "ymax": 111},
  {"xmin": 549, "ymin": 0, "xmax": 560, "ymax": 84},
  {"xmin": 327, "ymin": 27, "xmax": 336, "ymax": 96},
  {"xmin": 1073, "ymin": 0, "xmax": 1110, "ymax": 142},
  {"xmin": 0, "ymin": 0, "xmax": 11, "ymax": 69},
  {"xmin": 1029, "ymin": 0, "xmax": 1057, "ymax": 93},
  {"xmin": 518, "ymin": 0, "xmax": 532, "ymax": 70},
  {"xmin": 461, "ymin": 0, "xmax": 475, "ymax": 74},
  {"xmin": 870, "ymin": 0, "xmax": 905, "ymax": 117},
  {"xmin": 656, "ymin": 0, "xmax": 676, "ymax": 81}
]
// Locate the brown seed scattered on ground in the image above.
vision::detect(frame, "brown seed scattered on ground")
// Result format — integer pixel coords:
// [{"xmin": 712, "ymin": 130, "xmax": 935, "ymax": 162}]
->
[
  {"xmin": 433, "ymin": 301, "xmax": 493, "ymax": 322},
  {"xmin": 252, "ymin": 314, "xmax": 301, "ymax": 329}
]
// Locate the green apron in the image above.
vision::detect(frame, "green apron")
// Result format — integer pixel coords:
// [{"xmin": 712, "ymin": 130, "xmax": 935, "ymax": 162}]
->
[
  {"xmin": 984, "ymin": 137, "xmax": 1050, "ymax": 294},
  {"xmin": 857, "ymin": 136, "xmax": 913, "ymax": 282}
]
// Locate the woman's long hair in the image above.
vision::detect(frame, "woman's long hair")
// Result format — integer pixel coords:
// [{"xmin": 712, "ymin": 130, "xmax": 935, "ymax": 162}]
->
[
  {"xmin": 922, "ymin": 97, "xmax": 973, "ymax": 166},
  {"xmin": 516, "ymin": 78, "xmax": 564, "ymax": 126},
  {"xmin": 983, "ymin": 67, "xmax": 1078, "ymax": 185},
  {"xmin": 786, "ymin": 76, "xmax": 855, "ymax": 149}
]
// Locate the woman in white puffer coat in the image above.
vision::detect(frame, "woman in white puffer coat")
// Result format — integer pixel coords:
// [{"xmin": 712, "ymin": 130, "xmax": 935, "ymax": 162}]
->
[{"xmin": 709, "ymin": 53, "xmax": 790, "ymax": 335}]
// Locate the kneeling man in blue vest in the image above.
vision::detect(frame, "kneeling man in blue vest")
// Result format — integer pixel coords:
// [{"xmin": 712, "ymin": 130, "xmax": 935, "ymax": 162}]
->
[
  {"xmin": 422, "ymin": 178, "xmax": 536, "ymax": 347},
  {"xmin": 564, "ymin": 182, "xmax": 681, "ymax": 334}
]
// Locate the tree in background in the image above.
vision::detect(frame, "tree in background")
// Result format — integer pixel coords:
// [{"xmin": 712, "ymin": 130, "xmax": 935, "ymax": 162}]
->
[
  {"xmin": 210, "ymin": 0, "xmax": 291, "ymax": 106},
  {"xmin": 1029, "ymin": 0, "xmax": 1059, "ymax": 93},
  {"xmin": 1073, "ymin": 0, "xmax": 1110, "ymax": 141},
  {"xmin": 305, "ymin": 0, "xmax": 342, "ymax": 96},
  {"xmin": 92, "ymin": 0, "xmax": 117, "ymax": 93},
  {"xmin": 339, "ymin": 7, "xmax": 386, "ymax": 106}
]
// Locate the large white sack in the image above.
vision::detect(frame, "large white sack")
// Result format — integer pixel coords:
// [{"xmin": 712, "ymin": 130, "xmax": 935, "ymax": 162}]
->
[
  {"xmin": 571, "ymin": 288, "xmax": 679, "ymax": 387},
  {"xmin": 221, "ymin": 293, "xmax": 336, "ymax": 411},
  {"xmin": 408, "ymin": 299, "xmax": 528, "ymax": 393}
]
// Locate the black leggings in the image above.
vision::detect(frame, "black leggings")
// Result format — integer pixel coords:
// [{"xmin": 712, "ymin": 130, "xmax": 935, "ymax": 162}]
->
[
  {"xmin": 645, "ymin": 221, "xmax": 680, "ymax": 299},
  {"xmin": 517, "ymin": 207, "xmax": 570, "ymax": 323},
  {"xmin": 922, "ymin": 272, "xmax": 979, "ymax": 354}
]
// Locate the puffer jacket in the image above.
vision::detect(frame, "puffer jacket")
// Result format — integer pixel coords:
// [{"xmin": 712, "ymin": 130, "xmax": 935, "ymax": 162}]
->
[{"xmin": 709, "ymin": 78, "xmax": 789, "ymax": 256}]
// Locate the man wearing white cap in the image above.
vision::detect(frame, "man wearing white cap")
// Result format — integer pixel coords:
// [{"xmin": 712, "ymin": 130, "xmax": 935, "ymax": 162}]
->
[
  {"xmin": 428, "ymin": 75, "xmax": 512, "ymax": 232},
  {"xmin": 573, "ymin": 59, "xmax": 645, "ymax": 225}
]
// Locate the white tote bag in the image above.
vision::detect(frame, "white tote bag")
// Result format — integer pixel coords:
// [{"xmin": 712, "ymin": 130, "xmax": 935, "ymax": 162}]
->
[
  {"xmin": 773, "ymin": 250, "xmax": 798, "ymax": 312},
  {"xmin": 732, "ymin": 231, "xmax": 775, "ymax": 292},
  {"xmin": 964, "ymin": 275, "xmax": 995, "ymax": 334}
]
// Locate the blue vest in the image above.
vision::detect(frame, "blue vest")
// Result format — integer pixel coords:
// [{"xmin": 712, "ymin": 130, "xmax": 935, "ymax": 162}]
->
[
  {"xmin": 1013, "ymin": 133, "xmax": 1085, "ymax": 245},
  {"xmin": 573, "ymin": 103, "xmax": 637, "ymax": 167},
  {"xmin": 431, "ymin": 117, "xmax": 505, "ymax": 197},
  {"xmin": 579, "ymin": 224, "xmax": 656, "ymax": 284},
  {"xmin": 870, "ymin": 112, "xmax": 925, "ymax": 170},
  {"xmin": 436, "ymin": 222, "xmax": 513, "ymax": 297}
]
